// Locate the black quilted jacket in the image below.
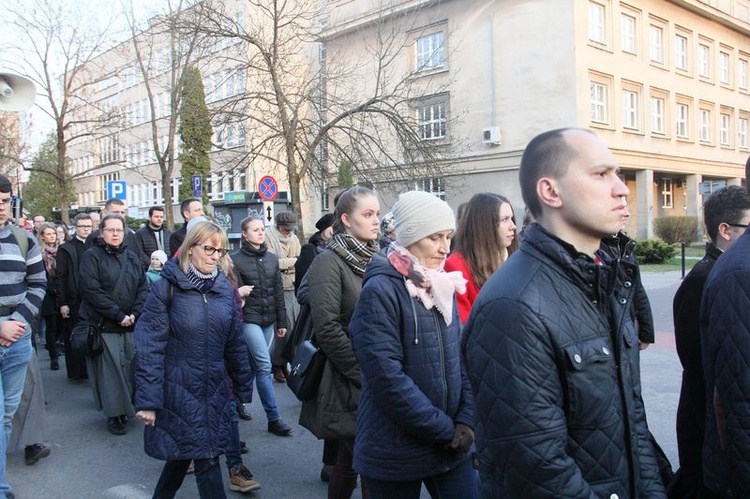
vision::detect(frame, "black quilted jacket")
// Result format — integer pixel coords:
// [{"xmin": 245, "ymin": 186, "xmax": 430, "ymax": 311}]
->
[
  {"xmin": 701, "ymin": 231, "xmax": 750, "ymax": 497},
  {"xmin": 231, "ymin": 241, "xmax": 287, "ymax": 328},
  {"xmin": 461, "ymin": 223, "xmax": 665, "ymax": 498}
]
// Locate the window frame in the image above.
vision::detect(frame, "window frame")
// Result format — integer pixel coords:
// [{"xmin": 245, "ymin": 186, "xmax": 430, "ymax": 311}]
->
[
  {"xmin": 620, "ymin": 13, "xmax": 636, "ymax": 54},
  {"xmin": 415, "ymin": 31, "xmax": 447, "ymax": 72},
  {"xmin": 660, "ymin": 178, "xmax": 673, "ymax": 209},
  {"xmin": 675, "ymin": 32, "xmax": 689, "ymax": 72},
  {"xmin": 588, "ymin": 1, "xmax": 607, "ymax": 45},
  {"xmin": 675, "ymin": 98, "xmax": 691, "ymax": 140},
  {"xmin": 650, "ymin": 91, "xmax": 667, "ymax": 136},
  {"xmin": 719, "ymin": 108, "xmax": 732, "ymax": 147}
]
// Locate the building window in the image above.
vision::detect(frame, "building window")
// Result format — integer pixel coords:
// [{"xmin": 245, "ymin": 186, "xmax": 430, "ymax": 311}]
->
[
  {"xmin": 719, "ymin": 52, "xmax": 730, "ymax": 84},
  {"xmin": 650, "ymin": 96, "xmax": 665, "ymax": 134},
  {"xmin": 415, "ymin": 177, "xmax": 445, "ymax": 200},
  {"xmin": 720, "ymin": 113, "xmax": 731, "ymax": 146},
  {"xmin": 739, "ymin": 59, "xmax": 748, "ymax": 90},
  {"xmin": 621, "ymin": 14, "xmax": 636, "ymax": 53},
  {"xmin": 415, "ymin": 101, "xmax": 447, "ymax": 141},
  {"xmin": 699, "ymin": 109, "xmax": 711, "ymax": 142},
  {"xmin": 649, "ymin": 25, "xmax": 663, "ymax": 63},
  {"xmin": 97, "ymin": 134, "xmax": 120, "ymax": 165},
  {"xmin": 590, "ymin": 82, "xmax": 608, "ymax": 123},
  {"xmin": 675, "ymin": 34, "xmax": 688, "ymax": 71},
  {"xmin": 588, "ymin": 2, "xmax": 606, "ymax": 44},
  {"xmin": 676, "ymin": 103, "xmax": 689, "ymax": 138},
  {"xmin": 97, "ymin": 172, "xmax": 120, "ymax": 203},
  {"xmin": 739, "ymin": 117, "xmax": 748, "ymax": 148},
  {"xmin": 661, "ymin": 178, "xmax": 673, "ymax": 209},
  {"xmin": 622, "ymin": 90, "xmax": 638, "ymax": 129},
  {"xmin": 698, "ymin": 44, "xmax": 710, "ymax": 77},
  {"xmin": 416, "ymin": 32, "xmax": 446, "ymax": 71}
]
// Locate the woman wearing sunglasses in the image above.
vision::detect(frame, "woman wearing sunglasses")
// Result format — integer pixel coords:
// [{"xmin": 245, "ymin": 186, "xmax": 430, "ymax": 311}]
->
[
  {"xmin": 230, "ymin": 216, "xmax": 294, "ymax": 437},
  {"xmin": 134, "ymin": 220, "xmax": 253, "ymax": 498},
  {"xmin": 78, "ymin": 214, "xmax": 148, "ymax": 436}
]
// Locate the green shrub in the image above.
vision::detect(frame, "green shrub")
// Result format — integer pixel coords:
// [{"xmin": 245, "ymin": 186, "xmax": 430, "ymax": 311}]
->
[
  {"xmin": 635, "ymin": 239, "xmax": 677, "ymax": 264},
  {"xmin": 654, "ymin": 216, "xmax": 700, "ymax": 244}
]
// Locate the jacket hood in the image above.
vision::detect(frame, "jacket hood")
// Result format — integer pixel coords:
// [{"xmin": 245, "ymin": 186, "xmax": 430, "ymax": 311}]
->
[{"xmin": 362, "ymin": 248, "xmax": 402, "ymax": 286}]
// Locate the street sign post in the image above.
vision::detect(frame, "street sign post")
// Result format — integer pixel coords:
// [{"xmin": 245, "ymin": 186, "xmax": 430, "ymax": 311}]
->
[
  {"xmin": 192, "ymin": 174, "xmax": 203, "ymax": 198},
  {"xmin": 107, "ymin": 180, "xmax": 127, "ymax": 201},
  {"xmin": 258, "ymin": 175, "xmax": 278, "ymax": 201}
]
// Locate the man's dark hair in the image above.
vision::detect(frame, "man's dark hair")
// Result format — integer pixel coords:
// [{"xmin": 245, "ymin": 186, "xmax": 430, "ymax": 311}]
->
[
  {"xmin": 149, "ymin": 206, "xmax": 165, "ymax": 217},
  {"xmin": 519, "ymin": 128, "xmax": 589, "ymax": 219},
  {"xmin": 73, "ymin": 213, "xmax": 92, "ymax": 225},
  {"xmin": 104, "ymin": 198, "xmax": 125, "ymax": 210},
  {"xmin": 180, "ymin": 198, "xmax": 201, "ymax": 220},
  {"xmin": 0, "ymin": 174, "xmax": 13, "ymax": 195},
  {"xmin": 704, "ymin": 185, "xmax": 750, "ymax": 243}
]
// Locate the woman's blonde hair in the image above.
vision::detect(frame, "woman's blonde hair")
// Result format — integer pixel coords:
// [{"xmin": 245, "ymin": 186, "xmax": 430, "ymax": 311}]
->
[
  {"xmin": 179, "ymin": 220, "xmax": 230, "ymax": 275},
  {"xmin": 36, "ymin": 222, "xmax": 59, "ymax": 248}
]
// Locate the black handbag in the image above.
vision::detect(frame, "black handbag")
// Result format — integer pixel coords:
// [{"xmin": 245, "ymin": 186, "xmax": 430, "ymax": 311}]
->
[
  {"xmin": 70, "ymin": 321, "xmax": 103, "ymax": 356},
  {"xmin": 287, "ymin": 304, "xmax": 326, "ymax": 402}
]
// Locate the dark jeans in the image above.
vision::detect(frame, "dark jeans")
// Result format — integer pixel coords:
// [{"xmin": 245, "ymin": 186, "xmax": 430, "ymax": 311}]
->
[
  {"xmin": 328, "ymin": 437, "xmax": 366, "ymax": 499},
  {"xmin": 323, "ymin": 438, "xmax": 339, "ymax": 466},
  {"xmin": 364, "ymin": 457, "xmax": 477, "ymax": 499},
  {"xmin": 153, "ymin": 457, "xmax": 226, "ymax": 499}
]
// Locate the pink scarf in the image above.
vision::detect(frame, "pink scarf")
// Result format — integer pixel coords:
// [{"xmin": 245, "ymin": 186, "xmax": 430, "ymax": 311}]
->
[{"xmin": 387, "ymin": 243, "xmax": 466, "ymax": 325}]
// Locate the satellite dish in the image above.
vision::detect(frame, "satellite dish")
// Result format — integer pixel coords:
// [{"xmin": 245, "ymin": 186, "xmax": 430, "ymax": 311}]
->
[{"xmin": 0, "ymin": 73, "xmax": 37, "ymax": 112}]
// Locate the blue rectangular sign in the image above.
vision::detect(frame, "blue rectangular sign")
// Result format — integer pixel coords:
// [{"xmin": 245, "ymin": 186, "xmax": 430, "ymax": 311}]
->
[
  {"xmin": 192, "ymin": 175, "xmax": 202, "ymax": 198},
  {"xmin": 107, "ymin": 180, "xmax": 127, "ymax": 201}
]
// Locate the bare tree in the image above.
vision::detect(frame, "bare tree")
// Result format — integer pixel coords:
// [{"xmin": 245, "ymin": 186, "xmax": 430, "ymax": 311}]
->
[
  {"xmin": 121, "ymin": 0, "xmax": 209, "ymax": 229},
  {"xmin": 3, "ymin": 0, "xmax": 121, "ymax": 224},
  {"xmin": 0, "ymin": 113, "xmax": 29, "ymax": 189},
  {"xmin": 183, "ymin": 0, "xmax": 462, "ymax": 238}
]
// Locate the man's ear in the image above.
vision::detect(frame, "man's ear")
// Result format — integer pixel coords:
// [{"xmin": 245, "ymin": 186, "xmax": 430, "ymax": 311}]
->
[
  {"xmin": 537, "ymin": 177, "xmax": 562, "ymax": 209},
  {"xmin": 717, "ymin": 222, "xmax": 733, "ymax": 242}
]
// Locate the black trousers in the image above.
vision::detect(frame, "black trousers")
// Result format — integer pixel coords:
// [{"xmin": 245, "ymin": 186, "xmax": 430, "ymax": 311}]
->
[{"xmin": 153, "ymin": 457, "xmax": 225, "ymax": 499}]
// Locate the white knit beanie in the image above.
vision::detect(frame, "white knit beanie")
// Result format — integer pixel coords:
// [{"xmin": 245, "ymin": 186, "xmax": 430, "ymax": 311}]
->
[{"xmin": 392, "ymin": 191, "xmax": 455, "ymax": 248}]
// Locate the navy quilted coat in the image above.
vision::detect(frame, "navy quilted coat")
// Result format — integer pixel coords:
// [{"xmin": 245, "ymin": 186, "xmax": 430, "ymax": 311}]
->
[
  {"xmin": 134, "ymin": 261, "xmax": 253, "ymax": 461},
  {"xmin": 461, "ymin": 224, "xmax": 664, "ymax": 498},
  {"xmin": 349, "ymin": 252, "xmax": 474, "ymax": 481},
  {"xmin": 701, "ymin": 231, "xmax": 750, "ymax": 497}
]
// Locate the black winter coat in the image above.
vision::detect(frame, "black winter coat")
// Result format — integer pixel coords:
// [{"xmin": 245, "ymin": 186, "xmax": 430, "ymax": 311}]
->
[
  {"xmin": 231, "ymin": 241, "xmax": 287, "ymax": 328},
  {"xmin": 78, "ymin": 238, "xmax": 148, "ymax": 333},
  {"xmin": 134, "ymin": 261, "xmax": 253, "ymax": 461},
  {"xmin": 701, "ymin": 231, "xmax": 750, "ymax": 497},
  {"xmin": 134, "ymin": 225, "xmax": 172, "ymax": 266},
  {"xmin": 599, "ymin": 232, "xmax": 655, "ymax": 343},
  {"xmin": 673, "ymin": 242, "xmax": 721, "ymax": 495},
  {"xmin": 169, "ymin": 226, "xmax": 186, "ymax": 258},
  {"xmin": 55, "ymin": 238, "xmax": 85, "ymax": 310},
  {"xmin": 462, "ymin": 224, "xmax": 665, "ymax": 498},
  {"xmin": 350, "ymin": 252, "xmax": 474, "ymax": 481}
]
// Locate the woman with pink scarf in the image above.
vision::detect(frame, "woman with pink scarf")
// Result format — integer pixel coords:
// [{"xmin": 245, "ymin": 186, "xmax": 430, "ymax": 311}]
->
[{"xmin": 349, "ymin": 191, "xmax": 477, "ymax": 498}]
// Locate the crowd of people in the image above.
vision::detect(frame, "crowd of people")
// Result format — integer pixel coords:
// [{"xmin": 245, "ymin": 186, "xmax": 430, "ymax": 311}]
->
[{"xmin": 3, "ymin": 127, "xmax": 750, "ymax": 498}]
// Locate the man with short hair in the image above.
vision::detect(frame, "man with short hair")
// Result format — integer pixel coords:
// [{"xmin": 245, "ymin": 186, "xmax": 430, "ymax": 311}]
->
[
  {"xmin": 169, "ymin": 198, "xmax": 204, "ymax": 257},
  {"xmin": 55, "ymin": 213, "xmax": 94, "ymax": 380},
  {"xmin": 462, "ymin": 128, "xmax": 664, "ymax": 497},
  {"xmin": 0, "ymin": 173, "xmax": 47, "ymax": 497},
  {"xmin": 700, "ymin": 157, "xmax": 750, "ymax": 497},
  {"xmin": 31, "ymin": 215, "xmax": 45, "ymax": 236},
  {"xmin": 134, "ymin": 206, "xmax": 172, "ymax": 268},
  {"xmin": 88, "ymin": 211, "xmax": 100, "ymax": 228},
  {"xmin": 672, "ymin": 185, "xmax": 750, "ymax": 497}
]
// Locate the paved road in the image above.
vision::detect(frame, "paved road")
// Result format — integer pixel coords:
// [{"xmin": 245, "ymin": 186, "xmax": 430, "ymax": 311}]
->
[{"xmin": 6, "ymin": 270, "xmax": 686, "ymax": 498}]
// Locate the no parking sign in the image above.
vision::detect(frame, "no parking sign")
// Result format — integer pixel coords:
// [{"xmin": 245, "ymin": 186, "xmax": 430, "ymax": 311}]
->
[{"xmin": 258, "ymin": 175, "xmax": 278, "ymax": 201}]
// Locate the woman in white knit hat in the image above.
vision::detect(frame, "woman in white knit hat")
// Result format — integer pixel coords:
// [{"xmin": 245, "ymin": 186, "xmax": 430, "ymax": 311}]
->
[{"xmin": 349, "ymin": 191, "xmax": 478, "ymax": 498}]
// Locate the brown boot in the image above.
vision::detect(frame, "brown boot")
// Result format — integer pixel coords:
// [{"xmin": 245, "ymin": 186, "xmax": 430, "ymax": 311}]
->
[{"xmin": 272, "ymin": 366, "xmax": 286, "ymax": 383}]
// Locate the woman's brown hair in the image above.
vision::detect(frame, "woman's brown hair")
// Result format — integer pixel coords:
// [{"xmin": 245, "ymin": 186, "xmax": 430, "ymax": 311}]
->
[{"xmin": 453, "ymin": 193, "xmax": 517, "ymax": 289}]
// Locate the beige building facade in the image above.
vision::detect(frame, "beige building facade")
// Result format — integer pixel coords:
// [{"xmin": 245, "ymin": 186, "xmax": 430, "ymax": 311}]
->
[{"xmin": 321, "ymin": 0, "xmax": 750, "ymax": 240}]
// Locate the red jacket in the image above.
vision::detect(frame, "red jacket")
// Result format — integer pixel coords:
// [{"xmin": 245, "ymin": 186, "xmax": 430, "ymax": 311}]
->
[{"xmin": 444, "ymin": 252, "xmax": 479, "ymax": 324}]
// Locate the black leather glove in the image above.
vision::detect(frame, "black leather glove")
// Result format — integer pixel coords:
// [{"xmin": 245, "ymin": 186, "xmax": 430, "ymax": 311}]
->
[{"xmin": 450, "ymin": 423, "xmax": 474, "ymax": 453}]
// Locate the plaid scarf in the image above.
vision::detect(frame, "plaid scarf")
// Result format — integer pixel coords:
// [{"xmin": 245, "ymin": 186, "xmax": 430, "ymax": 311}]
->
[{"xmin": 328, "ymin": 233, "xmax": 378, "ymax": 277}]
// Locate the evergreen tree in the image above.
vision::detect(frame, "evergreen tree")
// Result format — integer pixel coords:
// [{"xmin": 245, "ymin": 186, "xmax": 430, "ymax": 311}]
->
[
  {"xmin": 178, "ymin": 65, "xmax": 212, "ymax": 206},
  {"xmin": 24, "ymin": 133, "xmax": 76, "ymax": 220}
]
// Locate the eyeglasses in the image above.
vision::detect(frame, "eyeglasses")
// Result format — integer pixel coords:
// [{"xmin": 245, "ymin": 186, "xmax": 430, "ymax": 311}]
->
[
  {"xmin": 196, "ymin": 244, "xmax": 228, "ymax": 257},
  {"xmin": 102, "ymin": 228, "xmax": 125, "ymax": 234},
  {"xmin": 727, "ymin": 223, "xmax": 749, "ymax": 230}
]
